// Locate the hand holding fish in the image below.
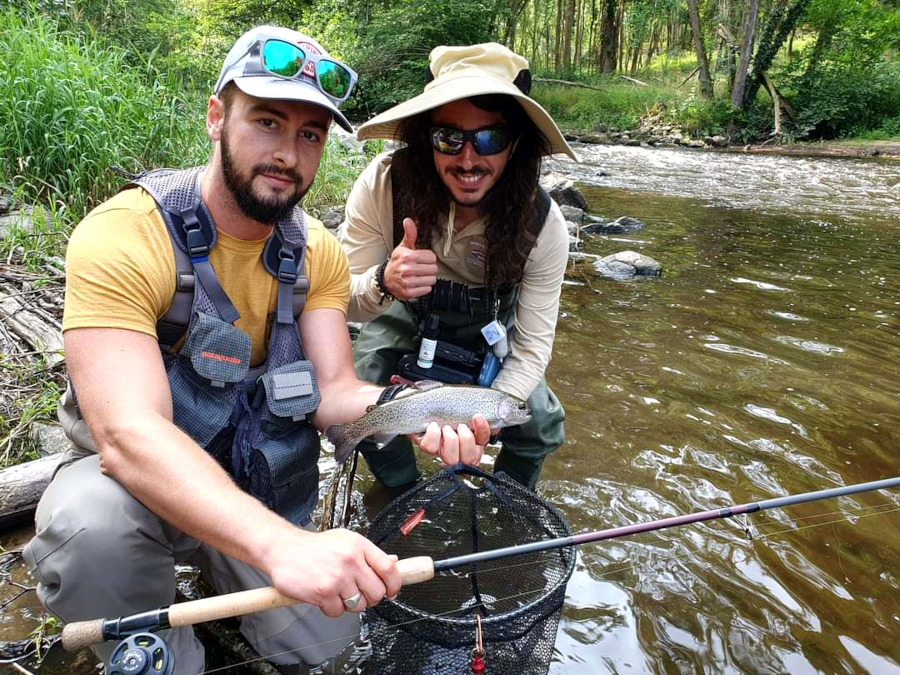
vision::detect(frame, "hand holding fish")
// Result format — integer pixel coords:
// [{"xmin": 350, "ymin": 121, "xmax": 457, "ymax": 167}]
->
[
  {"xmin": 325, "ymin": 381, "xmax": 531, "ymax": 465},
  {"xmin": 415, "ymin": 415, "xmax": 491, "ymax": 466}
]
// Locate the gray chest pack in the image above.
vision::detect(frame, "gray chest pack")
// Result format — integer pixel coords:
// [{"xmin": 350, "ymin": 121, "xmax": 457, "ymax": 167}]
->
[{"xmin": 134, "ymin": 167, "xmax": 322, "ymax": 524}]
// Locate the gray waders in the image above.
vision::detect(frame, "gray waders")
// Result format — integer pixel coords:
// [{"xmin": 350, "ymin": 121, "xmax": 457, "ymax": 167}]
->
[{"xmin": 353, "ymin": 300, "xmax": 564, "ymax": 491}]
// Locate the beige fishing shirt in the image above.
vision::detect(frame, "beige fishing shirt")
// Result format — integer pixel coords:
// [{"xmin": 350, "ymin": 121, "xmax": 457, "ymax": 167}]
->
[{"xmin": 340, "ymin": 152, "xmax": 569, "ymax": 401}]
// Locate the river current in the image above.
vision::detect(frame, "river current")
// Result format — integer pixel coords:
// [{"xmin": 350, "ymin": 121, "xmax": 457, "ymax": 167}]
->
[{"xmin": 541, "ymin": 144, "xmax": 900, "ymax": 673}]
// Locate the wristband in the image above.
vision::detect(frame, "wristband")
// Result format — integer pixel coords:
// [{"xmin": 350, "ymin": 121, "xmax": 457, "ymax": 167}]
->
[
  {"xmin": 377, "ymin": 383, "xmax": 410, "ymax": 405},
  {"xmin": 375, "ymin": 259, "xmax": 395, "ymax": 305}
]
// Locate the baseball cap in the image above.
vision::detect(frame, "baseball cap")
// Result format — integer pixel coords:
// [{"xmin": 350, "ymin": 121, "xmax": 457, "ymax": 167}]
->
[{"xmin": 214, "ymin": 26, "xmax": 356, "ymax": 132}]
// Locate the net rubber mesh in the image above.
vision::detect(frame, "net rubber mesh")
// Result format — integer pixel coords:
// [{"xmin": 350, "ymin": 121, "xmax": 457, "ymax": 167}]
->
[{"xmin": 365, "ymin": 466, "xmax": 575, "ymax": 674}]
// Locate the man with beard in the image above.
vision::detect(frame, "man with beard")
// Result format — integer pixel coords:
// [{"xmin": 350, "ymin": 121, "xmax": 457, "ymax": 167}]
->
[
  {"xmin": 24, "ymin": 27, "xmax": 488, "ymax": 673},
  {"xmin": 340, "ymin": 43, "xmax": 579, "ymax": 492}
]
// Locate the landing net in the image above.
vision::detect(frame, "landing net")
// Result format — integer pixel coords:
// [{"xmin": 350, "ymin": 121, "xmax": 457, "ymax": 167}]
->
[{"xmin": 365, "ymin": 466, "xmax": 575, "ymax": 674}]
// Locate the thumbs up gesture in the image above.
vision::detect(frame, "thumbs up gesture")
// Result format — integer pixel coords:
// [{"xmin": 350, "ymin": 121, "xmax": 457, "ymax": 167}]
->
[{"xmin": 382, "ymin": 218, "xmax": 438, "ymax": 301}]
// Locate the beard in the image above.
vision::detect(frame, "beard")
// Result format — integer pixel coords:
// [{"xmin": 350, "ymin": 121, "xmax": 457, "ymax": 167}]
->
[
  {"xmin": 445, "ymin": 165, "xmax": 495, "ymax": 208},
  {"xmin": 220, "ymin": 128, "xmax": 308, "ymax": 225}
]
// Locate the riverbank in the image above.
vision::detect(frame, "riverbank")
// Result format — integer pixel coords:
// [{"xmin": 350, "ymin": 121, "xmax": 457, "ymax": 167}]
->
[
  {"xmin": 724, "ymin": 139, "xmax": 900, "ymax": 159},
  {"xmin": 563, "ymin": 126, "xmax": 900, "ymax": 160}
]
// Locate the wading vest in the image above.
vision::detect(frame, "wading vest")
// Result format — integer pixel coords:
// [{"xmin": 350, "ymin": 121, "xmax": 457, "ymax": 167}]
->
[
  {"xmin": 59, "ymin": 167, "xmax": 322, "ymax": 525},
  {"xmin": 388, "ymin": 151, "xmax": 551, "ymax": 378}
]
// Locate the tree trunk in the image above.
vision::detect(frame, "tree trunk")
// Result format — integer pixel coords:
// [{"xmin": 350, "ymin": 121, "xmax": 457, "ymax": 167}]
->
[
  {"xmin": 616, "ymin": 0, "xmax": 625, "ymax": 73},
  {"xmin": 743, "ymin": 0, "xmax": 812, "ymax": 107},
  {"xmin": 562, "ymin": 0, "xmax": 576, "ymax": 71},
  {"xmin": 686, "ymin": 0, "xmax": 714, "ymax": 99},
  {"xmin": 599, "ymin": 0, "xmax": 618, "ymax": 73},
  {"xmin": 574, "ymin": 0, "xmax": 585, "ymax": 69},
  {"xmin": 731, "ymin": 0, "xmax": 759, "ymax": 107}
]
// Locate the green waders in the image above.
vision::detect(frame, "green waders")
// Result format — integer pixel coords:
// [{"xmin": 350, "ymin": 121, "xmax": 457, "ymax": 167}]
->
[{"xmin": 353, "ymin": 300, "xmax": 565, "ymax": 491}]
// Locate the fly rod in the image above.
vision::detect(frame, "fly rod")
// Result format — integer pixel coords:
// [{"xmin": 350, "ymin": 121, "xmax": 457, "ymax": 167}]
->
[{"xmin": 61, "ymin": 475, "xmax": 900, "ymax": 652}]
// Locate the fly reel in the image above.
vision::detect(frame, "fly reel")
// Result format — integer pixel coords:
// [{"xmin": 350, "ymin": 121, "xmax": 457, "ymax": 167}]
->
[{"xmin": 106, "ymin": 632, "xmax": 174, "ymax": 675}]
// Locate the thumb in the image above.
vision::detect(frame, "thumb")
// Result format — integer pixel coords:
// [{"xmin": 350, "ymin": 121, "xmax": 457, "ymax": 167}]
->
[{"xmin": 400, "ymin": 218, "xmax": 418, "ymax": 250}]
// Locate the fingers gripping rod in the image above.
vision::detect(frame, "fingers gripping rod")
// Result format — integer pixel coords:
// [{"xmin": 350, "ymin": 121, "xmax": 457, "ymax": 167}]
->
[{"xmin": 61, "ymin": 557, "xmax": 436, "ymax": 652}]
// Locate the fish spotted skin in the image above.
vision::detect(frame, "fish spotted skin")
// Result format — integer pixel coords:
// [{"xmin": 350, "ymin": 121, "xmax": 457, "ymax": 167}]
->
[{"xmin": 325, "ymin": 383, "xmax": 531, "ymax": 463}]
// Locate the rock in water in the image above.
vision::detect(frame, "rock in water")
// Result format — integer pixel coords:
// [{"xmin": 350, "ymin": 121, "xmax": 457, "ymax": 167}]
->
[
  {"xmin": 581, "ymin": 215, "xmax": 644, "ymax": 236},
  {"xmin": 593, "ymin": 251, "xmax": 662, "ymax": 280}
]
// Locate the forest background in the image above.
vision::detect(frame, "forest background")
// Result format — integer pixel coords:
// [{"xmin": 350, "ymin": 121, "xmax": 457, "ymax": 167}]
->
[{"xmin": 0, "ymin": 0, "xmax": 899, "ymax": 466}]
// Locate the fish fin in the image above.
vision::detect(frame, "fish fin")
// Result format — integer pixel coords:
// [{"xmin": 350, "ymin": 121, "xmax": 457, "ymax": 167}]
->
[
  {"xmin": 412, "ymin": 380, "xmax": 443, "ymax": 392},
  {"xmin": 372, "ymin": 432, "xmax": 398, "ymax": 448},
  {"xmin": 324, "ymin": 423, "xmax": 361, "ymax": 464}
]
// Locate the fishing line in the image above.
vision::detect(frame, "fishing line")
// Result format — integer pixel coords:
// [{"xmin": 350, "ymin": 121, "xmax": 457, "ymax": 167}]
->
[{"xmin": 190, "ymin": 502, "xmax": 900, "ymax": 674}]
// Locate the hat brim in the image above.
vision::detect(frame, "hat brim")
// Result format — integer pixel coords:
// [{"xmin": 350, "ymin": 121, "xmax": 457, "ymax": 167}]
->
[
  {"xmin": 233, "ymin": 77, "xmax": 353, "ymax": 133},
  {"xmin": 356, "ymin": 74, "xmax": 579, "ymax": 161}
]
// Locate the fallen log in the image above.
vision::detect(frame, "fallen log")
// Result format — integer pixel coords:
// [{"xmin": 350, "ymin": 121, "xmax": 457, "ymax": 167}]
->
[
  {"xmin": 534, "ymin": 77, "xmax": 604, "ymax": 92},
  {"xmin": 0, "ymin": 454, "xmax": 60, "ymax": 531},
  {"xmin": 0, "ymin": 286, "xmax": 64, "ymax": 367}
]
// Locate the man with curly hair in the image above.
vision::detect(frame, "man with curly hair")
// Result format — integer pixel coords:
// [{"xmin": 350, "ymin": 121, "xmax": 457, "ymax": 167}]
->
[{"xmin": 341, "ymin": 43, "xmax": 579, "ymax": 491}]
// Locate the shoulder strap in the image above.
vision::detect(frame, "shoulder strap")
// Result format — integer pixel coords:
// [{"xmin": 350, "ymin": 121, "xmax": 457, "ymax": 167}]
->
[
  {"xmin": 128, "ymin": 168, "xmax": 308, "ymax": 348},
  {"xmin": 533, "ymin": 186, "xmax": 552, "ymax": 234},
  {"xmin": 261, "ymin": 219, "xmax": 309, "ymax": 325}
]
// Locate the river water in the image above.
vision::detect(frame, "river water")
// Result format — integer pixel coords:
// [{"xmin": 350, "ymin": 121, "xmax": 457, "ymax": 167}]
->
[
  {"xmin": 2, "ymin": 144, "xmax": 899, "ymax": 673},
  {"xmin": 541, "ymin": 143, "xmax": 900, "ymax": 674}
]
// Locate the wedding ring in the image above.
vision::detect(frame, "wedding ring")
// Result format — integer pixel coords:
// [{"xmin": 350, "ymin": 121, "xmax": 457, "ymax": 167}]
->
[{"xmin": 342, "ymin": 592, "xmax": 363, "ymax": 611}]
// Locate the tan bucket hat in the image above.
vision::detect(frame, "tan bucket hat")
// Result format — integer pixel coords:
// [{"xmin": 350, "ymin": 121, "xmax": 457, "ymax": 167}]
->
[{"xmin": 356, "ymin": 43, "xmax": 579, "ymax": 160}]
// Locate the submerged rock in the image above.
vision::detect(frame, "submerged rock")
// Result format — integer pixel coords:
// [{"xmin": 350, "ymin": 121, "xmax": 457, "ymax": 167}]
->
[
  {"xmin": 580, "ymin": 215, "xmax": 644, "ymax": 235},
  {"xmin": 593, "ymin": 251, "xmax": 661, "ymax": 280}
]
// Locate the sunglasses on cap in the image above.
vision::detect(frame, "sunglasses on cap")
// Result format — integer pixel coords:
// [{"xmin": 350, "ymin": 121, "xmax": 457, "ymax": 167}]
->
[
  {"xmin": 430, "ymin": 126, "xmax": 513, "ymax": 156},
  {"xmin": 241, "ymin": 38, "xmax": 357, "ymax": 103}
]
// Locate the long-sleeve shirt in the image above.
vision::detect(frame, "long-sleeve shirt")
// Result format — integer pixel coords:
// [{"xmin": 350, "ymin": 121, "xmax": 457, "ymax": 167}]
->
[{"xmin": 339, "ymin": 152, "xmax": 569, "ymax": 401}]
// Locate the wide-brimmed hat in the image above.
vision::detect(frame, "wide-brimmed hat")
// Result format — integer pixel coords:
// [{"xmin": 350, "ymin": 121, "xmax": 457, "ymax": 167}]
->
[
  {"xmin": 215, "ymin": 26, "xmax": 355, "ymax": 132},
  {"xmin": 357, "ymin": 43, "xmax": 578, "ymax": 160}
]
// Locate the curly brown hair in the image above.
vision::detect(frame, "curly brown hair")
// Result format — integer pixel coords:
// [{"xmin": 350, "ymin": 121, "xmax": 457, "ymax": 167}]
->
[{"xmin": 392, "ymin": 95, "xmax": 550, "ymax": 289}]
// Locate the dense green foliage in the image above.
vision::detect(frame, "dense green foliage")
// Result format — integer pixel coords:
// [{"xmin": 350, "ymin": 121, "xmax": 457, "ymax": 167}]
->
[
  {"xmin": 1, "ymin": 0, "xmax": 898, "ymax": 225},
  {"xmin": 0, "ymin": 6, "xmax": 209, "ymax": 219}
]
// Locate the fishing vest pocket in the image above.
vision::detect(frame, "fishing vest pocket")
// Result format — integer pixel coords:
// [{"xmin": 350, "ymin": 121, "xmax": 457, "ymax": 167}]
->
[
  {"xmin": 167, "ymin": 355, "xmax": 237, "ymax": 447},
  {"xmin": 184, "ymin": 311, "xmax": 251, "ymax": 387},
  {"xmin": 244, "ymin": 360, "xmax": 322, "ymax": 524}
]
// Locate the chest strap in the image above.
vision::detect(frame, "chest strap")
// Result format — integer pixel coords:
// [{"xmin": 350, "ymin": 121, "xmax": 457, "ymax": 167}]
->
[{"xmin": 123, "ymin": 168, "xmax": 310, "ymax": 350}]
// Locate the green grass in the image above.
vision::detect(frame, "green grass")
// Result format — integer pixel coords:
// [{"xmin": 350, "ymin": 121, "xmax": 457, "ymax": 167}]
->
[
  {"xmin": 533, "ymin": 78, "xmax": 734, "ymax": 137},
  {"xmin": 0, "ymin": 6, "xmax": 211, "ymax": 223}
]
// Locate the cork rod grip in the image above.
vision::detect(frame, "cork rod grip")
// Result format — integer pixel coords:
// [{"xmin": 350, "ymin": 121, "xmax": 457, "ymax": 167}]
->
[
  {"xmin": 61, "ymin": 619, "xmax": 106, "ymax": 653},
  {"xmin": 396, "ymin": 555, "xmax": 436, "ymax": 585},
  {"xmin": 60, "ymin": 556, "xmax": 436, "ymax": 652}
]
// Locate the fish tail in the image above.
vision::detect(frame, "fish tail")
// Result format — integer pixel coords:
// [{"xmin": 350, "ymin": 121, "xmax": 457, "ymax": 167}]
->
[{"xmin": 325, "ymin": 422, "xmax": 363, "ymax": 463}]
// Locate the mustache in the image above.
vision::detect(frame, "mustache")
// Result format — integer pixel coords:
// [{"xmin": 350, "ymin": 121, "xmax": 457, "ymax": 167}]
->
[
  {"xmin": 448, "ymin": 166, "xmax": 491, "ymax": 178},
  {"xmin": 253, "ymin": 164, "xmax": 302, "ymax": 184}
]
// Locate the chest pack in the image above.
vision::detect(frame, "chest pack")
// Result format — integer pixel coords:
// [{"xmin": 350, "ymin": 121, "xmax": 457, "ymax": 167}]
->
[
  {"xmin": 388, "ymin": 151, "xmax": 552, "ymax": 386},
  {"xmin": 60, "ymin": 167, "xmax": 323, "ymax": 525}
]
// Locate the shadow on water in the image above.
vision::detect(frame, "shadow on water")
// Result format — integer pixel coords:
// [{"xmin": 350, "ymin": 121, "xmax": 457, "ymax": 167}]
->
[{"xmin": 3, "ymin": 147, "xmax": 900, "ymax": 673}]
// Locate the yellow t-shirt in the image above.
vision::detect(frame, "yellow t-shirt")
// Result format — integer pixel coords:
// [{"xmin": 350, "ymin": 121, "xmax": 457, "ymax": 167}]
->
[{"xmin": 63, "ymin": 187, "xmax": 350, "ymax": 366}]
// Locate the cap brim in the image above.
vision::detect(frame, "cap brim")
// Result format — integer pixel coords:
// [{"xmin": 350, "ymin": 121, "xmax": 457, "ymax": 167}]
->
[
  {"xmin": 233, "ymin": 77, "xmax": 353, "ymax": 133},
  {"xmin": 356, "ymin": 74, "xmax": 579, "ymax": 161}
]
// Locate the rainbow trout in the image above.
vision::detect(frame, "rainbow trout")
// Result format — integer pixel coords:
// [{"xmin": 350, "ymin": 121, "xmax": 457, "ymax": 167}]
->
[{"xmin": 325, "ymin": 381, "xmax": 532, "ymax": 463}]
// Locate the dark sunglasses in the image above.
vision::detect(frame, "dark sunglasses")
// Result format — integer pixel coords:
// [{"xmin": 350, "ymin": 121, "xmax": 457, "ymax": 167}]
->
[
  {"xmin": 429, "ymin": 126, "xmax": 513, "ymax": 156},
  {"xmin": 247, "ymin": 38, "xmax": 358, "ymax": 103}
]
